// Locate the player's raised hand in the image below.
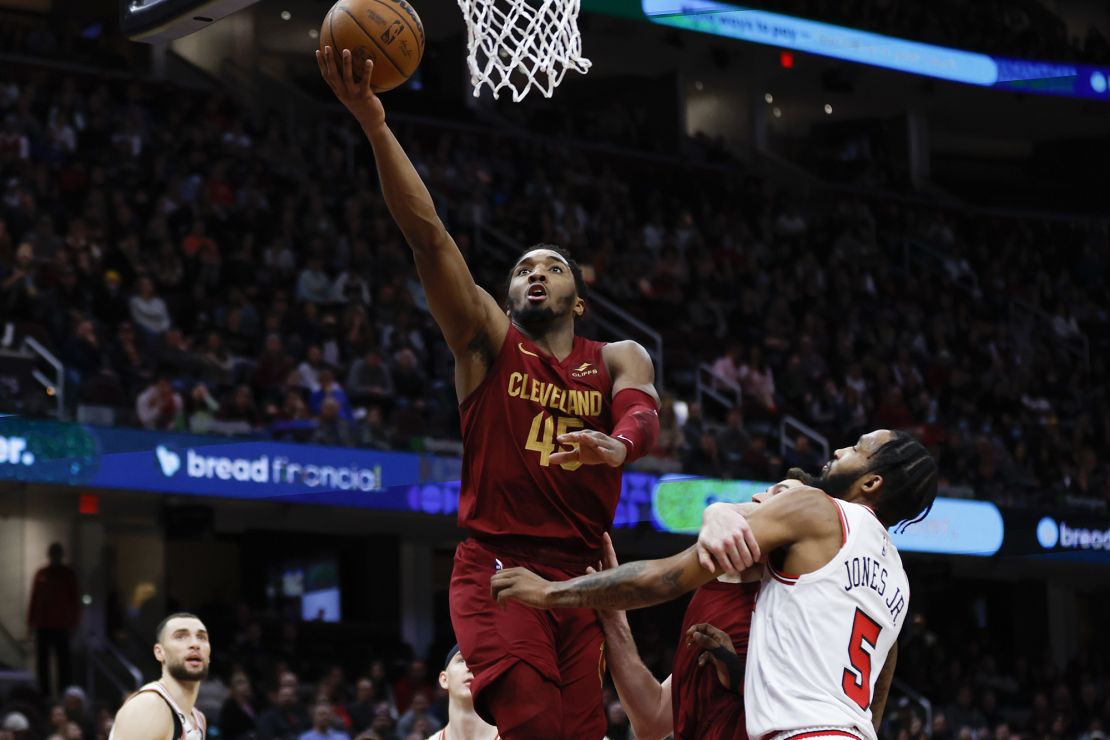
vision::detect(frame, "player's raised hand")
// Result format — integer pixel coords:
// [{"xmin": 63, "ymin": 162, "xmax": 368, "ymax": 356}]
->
[
  {"xmin": 550, "ymin": 430, "xmax": 628, "ymax": 467},
  {"xmin": 316, "ymin": 46, "xmax": 385, "ymax": 130},
  {"xmin": 491, "ymin": 567, "xmax": 554, "ymax": 608},
  {"xmin": 696, "ymin": 503, "xmax": 760, "ymax": 576},
  {"xmin": 687, "ymin": 622, "xmax": 742, "ymax": 691},
  {"xmin": 586, "ymin": 533, "xmax": 625, "ymax": 623}
]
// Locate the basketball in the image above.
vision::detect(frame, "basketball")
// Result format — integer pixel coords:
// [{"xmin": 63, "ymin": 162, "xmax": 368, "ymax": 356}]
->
[{"xmin": 320, "ymin": 0, "xmax": 425, "ymax": 93}]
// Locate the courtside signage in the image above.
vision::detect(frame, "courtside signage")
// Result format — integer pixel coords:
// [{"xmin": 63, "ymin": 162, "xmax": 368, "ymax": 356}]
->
[
  {"xmin": 1002, "ymin": 512, "xmax": 1110, "ymax": 560},
  {"xmin": 0, "ymin": 417, "xmax": 423, "ymax": 509},
  {"xmin": 650, "ymin": 476, "xmax": 1004, "ymax": 556},
  {"xmin": 639, "ymin": 0, "xmax": 1110, "ymax": 101}
]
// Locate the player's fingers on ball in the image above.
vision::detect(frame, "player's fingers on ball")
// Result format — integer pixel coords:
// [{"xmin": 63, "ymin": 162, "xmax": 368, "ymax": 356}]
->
[{"xmin": 363, "ymin": 60, "xmax": 374, "ymax": 94}]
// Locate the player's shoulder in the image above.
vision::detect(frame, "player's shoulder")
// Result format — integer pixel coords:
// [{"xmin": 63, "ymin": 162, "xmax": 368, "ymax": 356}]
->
[
  {"xmin": 763, "ymin": 485, "xmax": 843, "ymax": 534},
  {"xmin": 602, "ymin": 339, "xmax": 650, "ymax": 362},
  {"xmin": 113, "ymin": 691, "xmax": 174, "ymax": 738}
]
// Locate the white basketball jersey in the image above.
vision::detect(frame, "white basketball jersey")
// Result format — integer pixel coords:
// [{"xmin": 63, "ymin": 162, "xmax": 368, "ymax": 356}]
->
[
  {"xmin": 745, "ymin": 499, "xmax": 909, "ymax": 740},
  {"xmin": 110, "ymin": 682, "xmax": 206, "ymax": 740}
]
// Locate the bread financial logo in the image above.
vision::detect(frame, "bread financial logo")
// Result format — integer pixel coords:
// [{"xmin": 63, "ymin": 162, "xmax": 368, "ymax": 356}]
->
[{"xmin": 571, "ymin": 362, "xmax": 598, "ymax": 378}]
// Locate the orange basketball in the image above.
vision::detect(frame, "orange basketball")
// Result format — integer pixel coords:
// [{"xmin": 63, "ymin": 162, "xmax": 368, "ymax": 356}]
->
[{"xmin": 320, "ymin": 0, "xmax": 425, "ymax": 93}]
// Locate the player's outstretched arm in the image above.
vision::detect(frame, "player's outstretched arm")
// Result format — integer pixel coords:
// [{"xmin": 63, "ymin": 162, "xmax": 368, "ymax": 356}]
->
[
  {"xmin": 111, "ymin": 693, "xmax": 175, "ymax": 740},
  {"xmin": 317, "ymin": 48, "xmax": 507, "ymax": 383},
  {"xmin": 492, "ymin": 545, "xmax": 715, "ymax": 611},
  {"xmin": 590, "ymin": 534, "xmax": 673, "ymax": 740},
  {"xmin": 871, "ymin": 641, "xmax": 898, "ymax": 730}
]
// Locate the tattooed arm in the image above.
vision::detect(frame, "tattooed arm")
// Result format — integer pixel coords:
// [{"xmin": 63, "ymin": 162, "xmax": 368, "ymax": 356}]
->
[{"xmin": 491, "ymin": 546, "xmax": 714, "ymax": 611}]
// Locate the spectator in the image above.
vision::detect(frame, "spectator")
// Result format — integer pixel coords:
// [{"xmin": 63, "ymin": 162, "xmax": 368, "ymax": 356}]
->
[
  {"xmin": 392, "ymin": 660, "xmax": 431, "ymax": 715},
  {"xmin": 394, "ymin": 693, "xmax": 440, "ymax": 739},
  {"xmin": 710, "ymin": 343, "xmax": 743, "ymax": 391},
  {"xmin": 129, "ymin": 276, "xmax": 172, "ymax": 335},
  {"xmin": 91, "ymin": 270, "xmax": 130, "ymax": 327},
  {"xmin": 356, "ymin": 406, "xmax": 391, "ymax": 450},
  {"xmin": 254, "ymin": 333, "xmax": 297, "ymax": 397},
  {"xmin": 717, "ymin": 407, "xmax": 752, "ymax": 477},
  {"xmin": 308, "ymin": 369, "xmax": 353, "ymax": 420},
  {"xmin": 390, "ymin": 348, "xmax": 426, "ymax": 405},
  {"xmin": 346, "ymin": 350, "xmax": 394, "ymax": 407},
  {"xmin": 296, "ymin": 345, "xmax": 328, "ymax": 392},
  {"xmin": 27, "ymin": 543, "xmax": 80, "ymax": 697},
  {"xmin": 221, "ymin": 384, "xmax": 262, "ymax": 430},
  {"xmin": 313, "ymin": 397, "xmax": 354, "ymax": 447},
  {"xmin": 297, "ymin": 254, "xmax": 334, "ymax": 305},
  {"xmin": 186, "ymin": 383, "xmax": 221, "ymax": 433},
  {"xmin": 346, "ymin": 678, "xmax": 376, "ymax": 734},
  {"xmin": 257, "ymin": 684, "xmax": 311, "ymax": 740},
  {"xmin": 135, "ymin": 376, "xmax": 184, "ymax": 430},
  {"xmin": 739, "ymin": 346, "xmax": 777, "ymax": 415},
  {"xmin": 298, "ymin": 703, "xmax": 349, "ymax": 740},
  {"xmin": 1, "ymin": 242, "xmax": 39, "ymax": 320}
]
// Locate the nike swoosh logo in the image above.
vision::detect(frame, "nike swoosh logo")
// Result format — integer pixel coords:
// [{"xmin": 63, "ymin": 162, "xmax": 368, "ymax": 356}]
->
[{"xmin": 518, "ymin": 342, "xmax": 539, "ymax": 357}]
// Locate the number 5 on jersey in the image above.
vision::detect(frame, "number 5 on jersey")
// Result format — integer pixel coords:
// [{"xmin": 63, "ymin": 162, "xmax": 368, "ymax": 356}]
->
[
  {"xmin": 526, "ymin": 412, "xmax": 584, "ymax": 471},
  {"xmin": 842, "ymin": 608, "xmax": 882, "ymax": 710}
]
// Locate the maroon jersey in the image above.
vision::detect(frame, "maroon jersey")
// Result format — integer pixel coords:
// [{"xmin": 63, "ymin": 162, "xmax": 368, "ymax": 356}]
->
[
  {"xmin": 672, "ymin": 580, "xmax": 760, "ymax": 740},
  {"xmin": 458, "ymin": 324, "xmax": 621, "ymax": 556}
]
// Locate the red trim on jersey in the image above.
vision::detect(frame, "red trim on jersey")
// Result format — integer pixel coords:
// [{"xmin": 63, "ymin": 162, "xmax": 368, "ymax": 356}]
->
[
  {"xmin": 770, "ymin": 731, "xmax": 863, "ymax": 740},
  {"xmin": 768, "ymin": 567, "xmax": 798, "ymax": 585},
  {"xmin": 829, "ymin": 497, "xmax": 850, "ymax": 545}
]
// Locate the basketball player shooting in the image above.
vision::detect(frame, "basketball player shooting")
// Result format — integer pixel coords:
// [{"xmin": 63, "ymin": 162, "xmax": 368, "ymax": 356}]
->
[
  {"xmin": 317, "ymin": 47, "xmax": 694, "ymax": 739},
  {"xmin": 493, "ymin": 430, "xmax": 938, "ymax": 739},
  {"xmin": 110, "ymin": 613, "xmax": 210, "ymax": 740}
]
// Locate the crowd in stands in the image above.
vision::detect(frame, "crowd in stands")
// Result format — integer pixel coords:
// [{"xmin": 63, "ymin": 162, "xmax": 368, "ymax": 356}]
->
[
  {"xmin": 1, "ymin": 58, "xmax": 1108, "ymax": 511},
  {"xmin": 738, "ymin": 0, "xmax": 1110, "ymax": 64}
]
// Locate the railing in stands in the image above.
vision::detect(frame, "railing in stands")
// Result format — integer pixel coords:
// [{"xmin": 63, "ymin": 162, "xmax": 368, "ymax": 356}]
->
[
  {"xmin": 85, "ymin": 633, "xmax": 143, "ymax": 701},
  {"xmin": 891, "ymin": 678, "xmax": 933, "ymax": 733},
  {"xmin": 0, "ymin": 619, "xmax": 28, "ymax": 670},
  {"xmin": 695, "ymin": 363, "xmax": 742, "ymax": 414},
  {"xmin": 779, "ymin": 415, "xmax": 830, "ymax": 465},
  {"xmin": 22, "ymin": 336, "xmax": 65, "ymax": 421},
  {"xmin": 1009, "ymin": 298, "xmax": 1090, "ymax": 371}
]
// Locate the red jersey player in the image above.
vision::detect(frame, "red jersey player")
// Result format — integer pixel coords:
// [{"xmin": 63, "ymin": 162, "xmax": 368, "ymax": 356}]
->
[{"xmin": 318, "ymin": 48, "xmax": 682, "ymax": 739}]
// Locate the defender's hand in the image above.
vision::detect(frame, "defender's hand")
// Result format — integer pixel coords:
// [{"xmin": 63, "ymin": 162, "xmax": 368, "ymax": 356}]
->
[
  {"xmin": 687, "ymin": 622, "xmax": 742, "ymax": 691},
  {"xmin": 697, "ymin": 503, "xmax": 760, "ymax": 576},
  {"xmin": 316, "ymin": 46, "xmax": 386, "ymax": 131},
  {"xmin": 491, "ymin": 567, "xmax": 554, "ymax": 608},
  {"xmin": 550, "ymin": 430, "xmax": 628, "ymax": 467}
]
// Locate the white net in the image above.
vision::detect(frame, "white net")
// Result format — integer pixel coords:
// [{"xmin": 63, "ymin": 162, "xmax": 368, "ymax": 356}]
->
[{"xmin": 457, "ymin": 0, "xmax": 592, "ymax": 101}]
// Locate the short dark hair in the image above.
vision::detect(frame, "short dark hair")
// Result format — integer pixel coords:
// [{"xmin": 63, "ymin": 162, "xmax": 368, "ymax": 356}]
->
[
  {"xmin": 869, "ymin": 431, "xmax": 938, "ymax": 530},
  {"xmin": 156, "ymin": 612, "xmax": 202, "ymax": 644},
  {"xmin": 509, "ymin": 244, "xmax": 587, "ymax": 300}
]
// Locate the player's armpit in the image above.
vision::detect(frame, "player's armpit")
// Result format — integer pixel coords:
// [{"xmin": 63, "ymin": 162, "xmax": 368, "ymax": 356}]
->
[
  {"xmin": 111, "ymin": 693, "xmax": 175, "ymax": 740},
  {"xmin": 550, "ymin": 545, "xmax": 713, "ymax": 611},
  {"xmin": 871, "ymin": 641, "xmax": 898, "ymax": 729}
]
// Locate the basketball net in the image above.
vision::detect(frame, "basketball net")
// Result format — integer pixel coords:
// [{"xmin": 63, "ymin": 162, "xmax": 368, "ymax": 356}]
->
[{"xmin": 457, "ymin": 0, "xmax": 591, "ymax": 101}]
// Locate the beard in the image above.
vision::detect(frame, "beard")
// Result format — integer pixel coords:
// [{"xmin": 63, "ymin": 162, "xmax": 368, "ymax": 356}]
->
[
  {"xmin": 786, "ymin": 463, "xmax": 857, "ymax": 500},
  {"xmin": 167, "ymin": 658, "xmax": 209, "ymax": 682},
  {"xmin": 511, "ymin": 294, "xmax": 575, "ymax": 333}
]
